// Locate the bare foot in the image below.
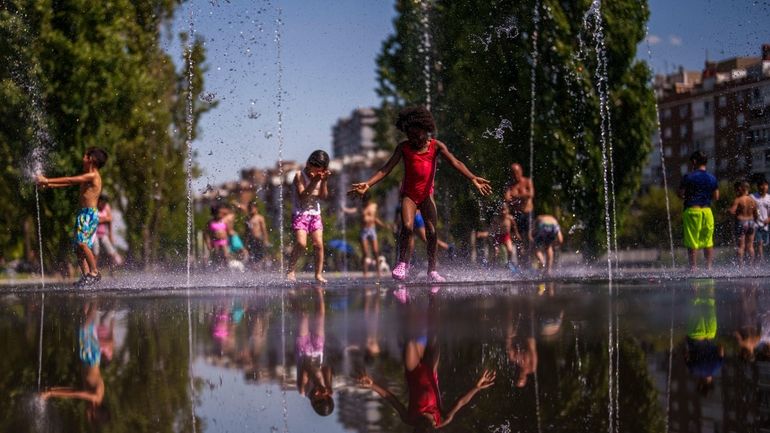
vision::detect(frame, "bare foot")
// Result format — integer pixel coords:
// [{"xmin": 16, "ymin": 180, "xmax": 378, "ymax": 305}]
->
[
  {"xmin": 315, "ymin": 273, "xmax": 328, "ymax": 283},
  {"xmin": 286, "ymin": 271, "xmax": 297, "ymax": 282}
]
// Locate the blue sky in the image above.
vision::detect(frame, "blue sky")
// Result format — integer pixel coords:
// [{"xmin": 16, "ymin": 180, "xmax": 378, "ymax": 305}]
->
[{"xmin": 169, "ymin": 0, "xmax": 770, "ymax": 190}]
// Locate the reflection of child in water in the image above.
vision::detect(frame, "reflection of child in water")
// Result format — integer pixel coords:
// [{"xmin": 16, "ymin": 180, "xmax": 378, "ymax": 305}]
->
[
  {"xmin": 294, "ymin": 286, "xmax": 334, "ymax": 416},
  {"xmin": 40, "ymin": 301, "xmax": 108, "ymax": 424},
  {"xmin": 358, "ymin": 290, "xmax": 495, "ymax": 431},
  {"xmin": 684, "ymin": 280, "xmax": 724, "ymax": 396}
]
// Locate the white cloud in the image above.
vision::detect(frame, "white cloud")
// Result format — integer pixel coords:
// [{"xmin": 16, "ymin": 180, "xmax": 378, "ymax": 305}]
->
[
  {"xmin": 669, "ymin": 35, "xmax": 683, "ymax": 46},
  {"xmin": 646, "ymin": 34, "xmax": 662, "ymax": 45}
]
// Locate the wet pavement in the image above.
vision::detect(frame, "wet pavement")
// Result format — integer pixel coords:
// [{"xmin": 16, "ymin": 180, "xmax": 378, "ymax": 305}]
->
[{"xmin": 2, "ymin": 278, "xmax": 769, "ymax": 432}]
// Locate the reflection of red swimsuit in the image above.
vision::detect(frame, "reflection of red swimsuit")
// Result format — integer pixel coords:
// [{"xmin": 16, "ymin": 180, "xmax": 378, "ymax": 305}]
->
[
  {"xmin": 401, "ymin": 139, "xmax": 439, "ymax": 206},
  {"xmin": 406, "ymin": 362, "xmax": 442, "ymax": 426}
]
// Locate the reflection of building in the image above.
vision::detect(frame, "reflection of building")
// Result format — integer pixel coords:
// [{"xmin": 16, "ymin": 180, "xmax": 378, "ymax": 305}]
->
[{"xmin": 643, "ymin": 44, "xmax": 770, "ymax": 189}]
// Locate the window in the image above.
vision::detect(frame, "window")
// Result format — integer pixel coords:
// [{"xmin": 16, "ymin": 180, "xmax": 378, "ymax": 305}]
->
[
  {"xmin": 679, "ymin": 104, "xmax": 689, "ymax": 117},
  {"xmin": 663, "ymin": 109, "xmax": 672, "ymax": 119},
  {"xmin": 681, "ymin": 163, "xmax": 688, "ymax": 175},
  {"xmin": 664, "ymin": 127, "xmax": 672, "ymax": 138},
  {"xmin": 737, "ymin": 134, "xmax": 744, "ymax": 146},
  {"xmin": 704, "ymin": 101, "xmax": 712, "ymax": 116},
  {"xmin": 720, "ymin": 117, "xmax": 728, "ymax": 128},
  {"xmin": 765, "ymin": 149, "xmax": 770, "ymax": 165},
  {"xmin": 680, "ymin": 144, "xmax": 689, "ymax": 156},
  {"xmin": 737, "ymin": 113, "xmax": 745, "ymax": 126},
  {"xmin": 719, "ymin": 95, "xmax": 727, "ymax": 107},
  {"xmin": 664, "ymin": 146, "xmax": 672, "ymax": 157},
  {"xmin": 694, "ymin": 139, "xmax": 703, "ymax": 150},
  {"xmin": 680, "ymin": 124, "xmax": 689, "ymax": 137}
]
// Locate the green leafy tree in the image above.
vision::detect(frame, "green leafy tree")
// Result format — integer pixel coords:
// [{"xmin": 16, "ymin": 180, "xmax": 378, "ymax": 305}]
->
[
  {"xmin": 0, "ymin": 0, "xmax": 214, "ymax": 270},
  {"xmin": 375, "ymin": 0, "xmax": 656, "ymax": 260}
]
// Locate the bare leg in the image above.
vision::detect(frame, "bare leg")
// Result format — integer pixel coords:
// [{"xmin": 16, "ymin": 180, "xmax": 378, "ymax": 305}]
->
[
  {"xmin": 398, "ymin": 198, "xmax": 418, "ymax": 266},
  {"xmin": 419, "ymin": 197, "xmax": 439, "ymax": 273},
  {"xmin": 361, "ymin": 237, "xmax": 371, "ymax": 278},
  {"xmin": 747, "ymin": 233, "xmax": 755, "ymax": 264},
  {"xmin": 545, "ymin": 245, "xmax": 554, "ymax": 275},
  {"xmin": 310, "ymin": 230, "xmax": 326, "ymax": 283},
  {"xmin": 78, "ymin": 243, "xmax": 98, "ymax": 275},
  {"xmin": 287, "ymin": 230, "xmax": 308, "ymax": 281},
  {"xmin": 737, "ymin": 235, "xmax": 745, "ymax": 267},
  {"xmin": 371, "ymin": 237, "xmax": 381, "ymax": 279},
  {"xmin": 704, "ymin": 247, "xmax": 714, "ymax": 271},
  {"xmin": 76, "ymin": 247, "xmax": 89, "ymax": 275},
  {"xmin": 688, "ymin": 248, "xmax": 698, "ymax": 272}
]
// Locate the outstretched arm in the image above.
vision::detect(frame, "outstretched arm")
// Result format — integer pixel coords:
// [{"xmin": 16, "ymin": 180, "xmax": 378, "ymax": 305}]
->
[
  {"xmin": 358, "ymin": 373, "xmax": 408, "ymax": 422},
  {"xmin": 37, "ymin": 172, "xmax": 96, "ymax": 188},
  {"xmin": 435, "ymin": 141, "xmax": 492, "ymax": 196},
  {"xmin": 437, "ymin": 369, "xmax": 496, "ymax": 428},
  {"xmin": 41, "ymin": 381, "xmax": 104, "ymax": 404},
  {"xmin": 350, "ymin": 145, "xmax": 403, "ymax": 195}
]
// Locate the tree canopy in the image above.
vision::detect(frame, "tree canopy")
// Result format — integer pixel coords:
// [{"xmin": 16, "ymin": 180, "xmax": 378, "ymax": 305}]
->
[
  {"xmin": 0, "ymin": 0, "xmax": 213, "ymax": 269},
  {"xmin": 375, "ymin": 0, "xmax": 657, "ymax": 259}
]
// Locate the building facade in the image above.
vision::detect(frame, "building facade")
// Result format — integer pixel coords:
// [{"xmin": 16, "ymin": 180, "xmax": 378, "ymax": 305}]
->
[{"xmin": 644, "ymin": 44, "xmax": 770, "ymax": 189}]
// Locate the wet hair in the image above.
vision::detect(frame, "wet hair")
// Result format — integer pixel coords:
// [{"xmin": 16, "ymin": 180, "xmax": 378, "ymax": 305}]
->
[
  {"xmin": 362, "ymin": 191, "xmax": 372, "ymax": 203},
  {"xmin": 86, "ymin": 147, "xmax": 108, "ymax": 168},
  {"xmin": 310, "ymin": 394, "xmax": 334, "ymax": 416},
  {"xmin": 248, "ymin": 201, "xmax": 259, "ymax": 211},
  {"xmin": 689, "ymin": 150, "xmax": 708, "ymax": 167},
  {"xmin": 753, "ymin": 174, "xmax": 769, "ymax": 186},
  {"xmin": 396, "ymin": 106, "xmax": 436, "ymax": 134},
  {"xmin": 98, "ymin": 194, "xmax": 109, "ymax": 203},
  {"xmin": 307, "ymin": 150, "xmax": 330, "ymax": 169}
]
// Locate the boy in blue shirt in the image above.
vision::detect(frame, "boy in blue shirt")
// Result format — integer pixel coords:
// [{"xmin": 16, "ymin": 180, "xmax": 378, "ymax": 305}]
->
[{"xmin": 678, "ymin": 151, "xmax": 719, "ymax": 272}]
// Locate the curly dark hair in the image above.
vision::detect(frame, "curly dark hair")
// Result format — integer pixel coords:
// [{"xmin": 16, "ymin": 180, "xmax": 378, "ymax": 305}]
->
[{"xmin": 396, "ymin": 106, "xmax": 436, "ymax": 134}]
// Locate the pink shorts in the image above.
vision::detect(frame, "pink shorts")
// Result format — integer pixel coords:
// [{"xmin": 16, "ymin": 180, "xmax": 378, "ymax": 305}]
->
[
  {"xmin": 296, "ymin": 333, "xmax": 324, "ymax": 357},
  {"xmin": 292, "ymin": 213, "xmax": 323, "ymax": 233}
]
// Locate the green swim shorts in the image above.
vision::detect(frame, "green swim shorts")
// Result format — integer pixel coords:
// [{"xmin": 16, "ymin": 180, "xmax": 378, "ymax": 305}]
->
[{"xmin": 683, "ymin": 207, "xmax": 714, "ymax": 249}]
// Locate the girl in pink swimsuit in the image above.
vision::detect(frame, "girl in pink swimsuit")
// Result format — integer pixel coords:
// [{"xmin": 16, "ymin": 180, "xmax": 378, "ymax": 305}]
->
[
  {"xmin": 207, "ymin": 204, "xmax": 230, "ymax": 267},
  {"xmin": 350, "ymin": 106, "xmax": 492, "ymax": 282}
]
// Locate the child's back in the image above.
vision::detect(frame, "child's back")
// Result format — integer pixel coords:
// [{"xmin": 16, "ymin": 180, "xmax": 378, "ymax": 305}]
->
[{"xmin": 735, "ymin": 195, "xmax": 758, "ymax": 220}]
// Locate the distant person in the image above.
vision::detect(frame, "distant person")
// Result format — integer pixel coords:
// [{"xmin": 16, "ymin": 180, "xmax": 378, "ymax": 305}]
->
[
  {"xmin": 678, "ymin": 151, "xmax": 719, "ymax": 272},
  {"xmin": 751, "ymin": 177, "xmax": 770, "ymax": 262},
  {"xmin": 489, "ymin": 203, "xmax": 518, "ymax": 269},
  {"xmin": 356, "ymin": 193, "xmax": 388, "ymax": 279},
  {"xmin": 205, "ymin": 204, "xmax": 230, "ymax": 268},
  {"xmin": 93, "ymin": 195, "xmax": 123, "ymax": 268},
  {"xmin": 223, "ymin": 206, "xmax": 247, "ymax": 263},
  {"xmin": 504, "ymin": 163, "xmax": 535, "ymax": 269},
  {"xmin": 350, "ymin": 106, "xmax": 492, "ymax": 282},
  {"xmin": 392, "ymin": 206, "xmax": 452, "ymax": 267},
  {"xmin": 287, "ymin": 150, "xmax": 331, "ymax": 283},
  {"xmin": 531, "ymin": 214, "xmax": 563, "ymax": 276},
  {"xmin": 728, "ymin": 181, "xmax": 758, "ymax": 266},
  {"xmin": 358, "ymin": 290, "xmax": 496, "ymax": 430},
  {"xmin": 245, "ymin": 202, "xmax": 270, "ymax": 270},
  {"xmin": 36, "ymin": 148, "xmax": 108, "ymax": 287}
]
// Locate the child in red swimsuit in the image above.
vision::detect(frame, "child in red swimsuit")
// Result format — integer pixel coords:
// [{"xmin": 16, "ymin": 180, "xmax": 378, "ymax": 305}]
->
[
  {"xmin": 350, "ymin": 106, "xmax": 492, "ymax": 282},
  {"xmin": 357, "ymin": 290, "xmax": 496, "ymax": 430}
]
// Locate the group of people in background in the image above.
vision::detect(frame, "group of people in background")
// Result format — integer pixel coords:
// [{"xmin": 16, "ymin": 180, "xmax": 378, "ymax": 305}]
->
[
  {"xmin": 37, "ymin": 106, "xmax": 567, "ymax": 285},
  {"xmin": 680, "ymin": 150, "xmax": 770, "ymax": 272}
]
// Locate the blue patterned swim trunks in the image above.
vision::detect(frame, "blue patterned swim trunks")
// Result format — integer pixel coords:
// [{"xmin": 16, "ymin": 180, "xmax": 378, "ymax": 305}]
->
[{"xmin": 74, "ymin": 207, "xmax": 99, "ymax": 248}]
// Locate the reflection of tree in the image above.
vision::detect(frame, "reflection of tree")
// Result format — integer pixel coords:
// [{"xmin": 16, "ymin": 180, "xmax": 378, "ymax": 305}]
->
[{"xmin": 0, "ymin": 296, "xmax": 200, "ymax": 433}]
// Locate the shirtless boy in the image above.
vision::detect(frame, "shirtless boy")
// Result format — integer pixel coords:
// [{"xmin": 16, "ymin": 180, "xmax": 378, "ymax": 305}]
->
[
  {"xmin": 358, "ymin": 193, "xmax": 388, "ymax": 278},
  {"xmin": 729, "ymin": 181, "xmax": 759, "ymax": 266},
  {"xmin": 504, "ymin": 163, "xmax": 535, "ymax": 268},
  {"xmin": 37, "ymin": 148, "xmax": 108, "ymax": 286}
]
